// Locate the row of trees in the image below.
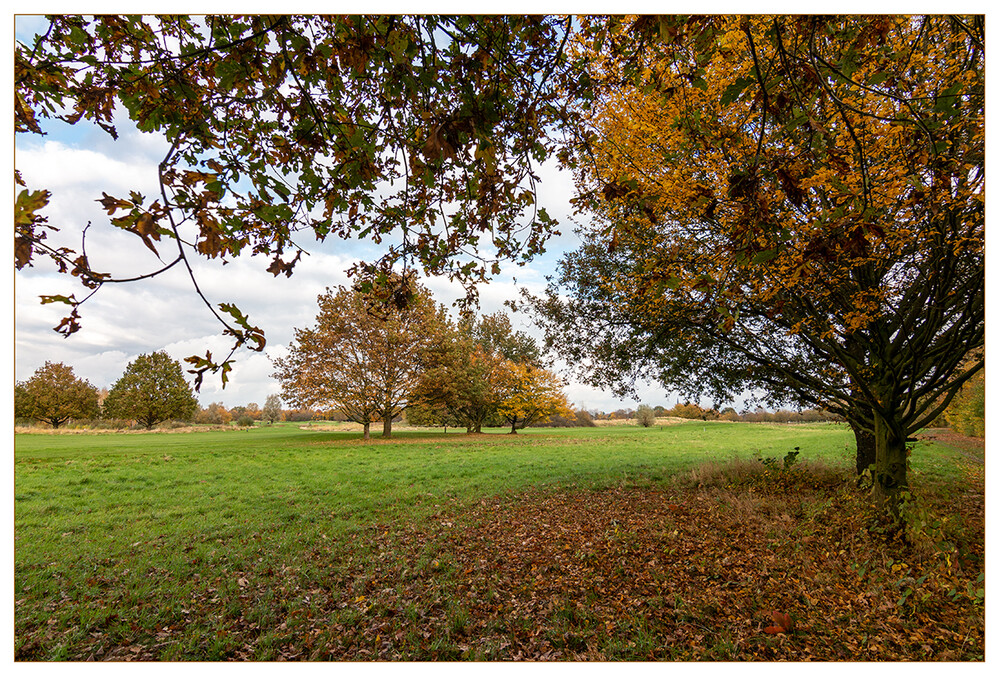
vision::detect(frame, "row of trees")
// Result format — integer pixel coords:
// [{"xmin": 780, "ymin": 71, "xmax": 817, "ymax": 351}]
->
[
  {"xmin": 194, "ymin": 395, "xmax": 283, "ymax": 426},
  {"xmin": 273, "ymin": 280, "xmax": 572, "ymax": 439},
  {"xmin": 15, "ymin": 353, "xmax": 198, "ymax": 429},
  {"xmin": 15, "ymin": 358, "xmax": 289, "ymax": 430}
]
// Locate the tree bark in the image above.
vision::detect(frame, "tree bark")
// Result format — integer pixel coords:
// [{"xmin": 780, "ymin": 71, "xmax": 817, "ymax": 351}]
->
[
  {"xmin": 872, "ymin": 412, "xmax": 908, "ymax": 515},
  {"xmin": 382, "ymin": 415, "xmax": 392, "ymax": 438},
  {"xmin": 362, "ymin": 422, "xmax": 371, "ymax": 440},
  {"xmin": 850, "ymin": 418, "xmax": 877, "ymax": 476}
]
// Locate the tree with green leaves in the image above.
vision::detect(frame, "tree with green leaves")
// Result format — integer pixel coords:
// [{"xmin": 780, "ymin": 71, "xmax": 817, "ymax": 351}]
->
[
  {"xmin": 103, "ymin": 352, "xmax": 199, "ymax": 429},
  {"xmin": 472, "ymin": 312, "xmax": 542, "ymax": 367},
  {"xmin": 14, "ymin": 361, "xmax": 100, "ymax": 428}
]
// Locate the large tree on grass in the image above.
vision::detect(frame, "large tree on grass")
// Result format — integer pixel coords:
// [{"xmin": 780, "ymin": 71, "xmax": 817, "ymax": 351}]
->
[
  {"xmin": 272, "ymin": 279, "xmax": 448, "ymax": 439},
  {"xmin": 14, "ymin": 361, "xmax": 100, "ymax": 428},
  {"xmin": 412, "ymin": 311, "xmax": 544, "ymax": 433},
  {"xmin": 534, "ymin": 15, "xmax": 983, "ymax": 512},
  {"xmin": 103, "ymin": 352, "xmax": 199, "ymax": 428}
]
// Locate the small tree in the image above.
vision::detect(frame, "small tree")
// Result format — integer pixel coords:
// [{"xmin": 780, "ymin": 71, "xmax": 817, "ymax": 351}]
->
[
  {"xmin": 103, "ymin": 352, "xmax": 198, "ymax": 429},
  {"xmin": 15, "ymin": 362, "xmax": 99, "ymax": 428},
  {"xmin": 262, "ymin": 394, "xmax": 283, "ymax": 424},
  {"xmin": 495, "ymin": 361, "xmax": 573, "ymax": 434},
  {"xmin": 635, "ymin": 404, "xmax": 656, "ymax": 428}
]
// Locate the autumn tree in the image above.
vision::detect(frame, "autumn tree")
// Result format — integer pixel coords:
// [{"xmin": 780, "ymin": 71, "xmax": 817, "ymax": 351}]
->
[
  {"xmin": 15, "ymin": 15, "xmax": 588, "ymax": 382},
  {"xmin": 262, "ymin": 394, "xmax": 283, "ymax": 425},
  {"xmin": 532, "ymin": 15, "xmax": 983, "ymax": 513},
  {"xmin": 494, "ymin": 361, "xmax": 573, "ymax": 434},
  {"xmin": 14, "ymin": 361, "xmax": 100, "ymax": 428},
  {"xmin": 272, "ymin": 279, "xmax": 448, "ymax": 439},
  {"xmin": 195, "ymin": 401, "xmax": 232, "ymax": 425},
  {"xmin": 413, "ymin": 311, "xmax": 542, "ymax": 433},
  {"xmin": 103, "ymin": 352, "xmax": 199, "ymax": 428}
]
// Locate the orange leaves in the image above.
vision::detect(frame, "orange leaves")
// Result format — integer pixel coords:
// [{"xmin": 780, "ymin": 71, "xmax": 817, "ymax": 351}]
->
[
  {"xmin": 763, "ymin": 610, "xmax": 793, "ymax": 635},
  {"xmin": 494, "ymin": 362, "xmax": 573, "ymax": 432}
]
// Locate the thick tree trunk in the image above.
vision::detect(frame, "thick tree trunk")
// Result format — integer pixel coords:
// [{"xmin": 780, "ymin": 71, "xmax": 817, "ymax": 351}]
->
[
  {"xmin": 382, "ymin": 415, "xmax": 392, "ymax": 438},
  {"xmin": 850, "ymin": 419, "xmax": 877, "ymax": 476},
  {"xmin": 509, "ymin": 421, "xmax": 518, "ymax": 434},
  {"xmin": 362, "ymin": 422, "xmax": 371, "ymax": 440},
  {"xmin": 872, "ymin": 412, "xmax": 908, "ymax": 515}
]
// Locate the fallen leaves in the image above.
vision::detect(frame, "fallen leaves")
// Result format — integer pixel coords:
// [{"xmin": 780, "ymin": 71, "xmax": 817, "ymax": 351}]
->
[
  {"xmin": 763, "ymin": 611, "xmax": 793, "ymax": 635},
  {"xmin": 14, "ymin": 463, "xmax": 985, "ymax": 661}
]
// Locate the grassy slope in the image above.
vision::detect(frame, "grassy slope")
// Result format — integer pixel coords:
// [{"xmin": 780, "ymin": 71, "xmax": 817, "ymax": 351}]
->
[{"xmin": 14, "ymin": 422, "xmax": 983, "ymax": 660}]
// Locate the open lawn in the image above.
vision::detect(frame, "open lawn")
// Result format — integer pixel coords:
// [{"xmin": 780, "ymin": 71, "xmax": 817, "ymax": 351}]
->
[{"xmin": 14, "ymin": 422, "xmax": 984, "ymax": 660}]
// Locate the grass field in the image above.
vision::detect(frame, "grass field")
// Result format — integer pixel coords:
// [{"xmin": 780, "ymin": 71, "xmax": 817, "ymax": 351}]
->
[{"xmin": 14, "ymin": 422, "xmax": 984, "ymax": 660}]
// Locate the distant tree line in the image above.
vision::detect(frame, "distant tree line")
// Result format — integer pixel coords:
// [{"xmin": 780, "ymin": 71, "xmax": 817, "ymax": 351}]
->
[{"xmin": 15, "ymin": 353, "xmax": 198, "ymax": 429}]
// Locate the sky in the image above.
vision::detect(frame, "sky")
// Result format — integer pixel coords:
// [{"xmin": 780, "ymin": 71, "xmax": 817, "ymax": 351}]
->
[
  {"xmin": 10, "ymin": 13, "xmax": 689, "ymax": 415},
  {"xmin": 11, "ymin": 4, "xmax": 985, "ymax": 416}
]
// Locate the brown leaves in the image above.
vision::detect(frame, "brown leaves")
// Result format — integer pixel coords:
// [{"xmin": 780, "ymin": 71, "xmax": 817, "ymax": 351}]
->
[{"xmin": 763, "ymin": 610, "xmax": 793, "ymax": 635}]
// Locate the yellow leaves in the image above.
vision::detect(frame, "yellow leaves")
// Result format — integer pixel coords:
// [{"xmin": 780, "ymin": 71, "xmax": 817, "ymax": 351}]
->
[{"xmin": 495, "ymin": 361, "xmax": 572, "ymax": 427}]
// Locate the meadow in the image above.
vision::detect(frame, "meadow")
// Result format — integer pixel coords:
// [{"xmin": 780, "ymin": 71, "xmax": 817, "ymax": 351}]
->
[{"xmin": 14, "ymin": 422, "xmax": 984, "ymax": 660}]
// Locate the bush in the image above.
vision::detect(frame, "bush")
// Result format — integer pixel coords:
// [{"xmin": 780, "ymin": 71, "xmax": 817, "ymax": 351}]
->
[
  {"xmin": 635, "ymin": 404, "xmax": 656, "ymax": 427},
  {"xmin": 156, "ymin": 420, "xmax": 190, "ymax": 430},
  {"xmin": 235, "ymin": 414, "xmax": 255, "ymax": 427},
  {"xmin": 534, "ymin": 409, "xmax": 598, "ymax": 428}
]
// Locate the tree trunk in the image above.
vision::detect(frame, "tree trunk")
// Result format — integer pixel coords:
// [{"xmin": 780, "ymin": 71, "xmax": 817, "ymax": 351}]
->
[
  {"xmin": 872, "ymin": 412, "xmax": 908, "ymax": 515},
  {"xmin": 382, "ymin": 415, "xmax": 392, "ymax": 438},
  {"xmin": 362, "ymin": 422, "xmax": 370, "ymax": 440},
  {"xmin": 850, "ymin": 419, "xmax": 877, "ymax": 476},
  {"xmin": 509, "ymin": 419, "xmax": 518, "ymax": 434}
]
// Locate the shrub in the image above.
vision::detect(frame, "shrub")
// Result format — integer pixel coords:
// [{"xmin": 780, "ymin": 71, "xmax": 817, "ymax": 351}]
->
[
  {"xmin": 236, "ymin": 414, "xmax": 255, "ymax": 427},
  {"xmin": 635, "ymin": 404, "xmax": 656, "ymax": 427}
]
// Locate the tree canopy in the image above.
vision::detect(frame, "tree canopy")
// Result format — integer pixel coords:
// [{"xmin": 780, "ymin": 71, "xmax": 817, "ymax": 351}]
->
[
  {"xmin": 494, "ymin": 361, "xmax": 573, "ymax": 434},
  {"xmin": 15, "ymin": 15, "xmax": 584, "ymax": 382},
  {"xmin": 272, "ymin": 279, "xmax": 449, "ymax": 439},
  {"xmin": 413, "ymin": 311, "xmax": 546, "ymax": 433},
  {"xmin": 529, "ymin": 15, "xmax": 983, "ymax": 511},
  {"xmin": 103, "ymin": 351, "xmax": 199, "ymax": 428},
  {"xmin": 14, "ymin": 361, "xmax": 100, "ymax": 428}
]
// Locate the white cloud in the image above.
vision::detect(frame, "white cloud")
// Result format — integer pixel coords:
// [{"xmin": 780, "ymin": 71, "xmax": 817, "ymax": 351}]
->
[{"xmin": 12, "ymin": 87, "xmax": 675, "ymax": 415}]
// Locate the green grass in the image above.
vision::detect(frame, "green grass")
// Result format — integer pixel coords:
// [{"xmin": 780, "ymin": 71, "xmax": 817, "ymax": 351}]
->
[{"xmin": 13, "ymin": 421, "xmax": 981, "ymax": 660}]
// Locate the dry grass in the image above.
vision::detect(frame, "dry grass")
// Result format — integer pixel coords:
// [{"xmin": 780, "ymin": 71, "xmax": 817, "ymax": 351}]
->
[
  {"xmin": 14, "ymin": 424, "xmax": 234, "ymax": 435},
  {"xmin": 593, "ymin": 416, "xmax": 689, "ymax": 427}
]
